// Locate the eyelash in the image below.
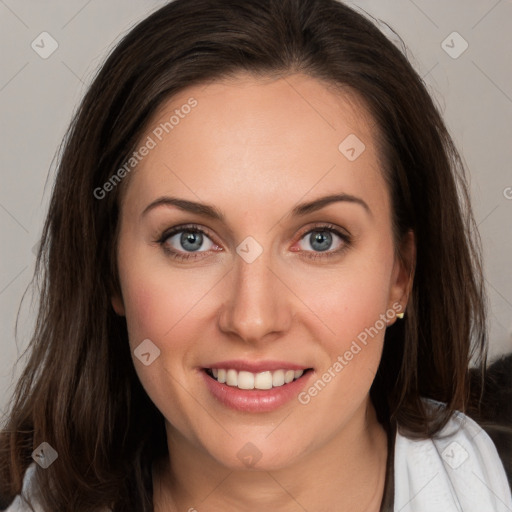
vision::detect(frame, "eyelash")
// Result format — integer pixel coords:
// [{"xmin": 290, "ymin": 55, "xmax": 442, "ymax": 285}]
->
[{"xmin": 155, "ymin": 223, "xmax": 352, "ymax": 262}]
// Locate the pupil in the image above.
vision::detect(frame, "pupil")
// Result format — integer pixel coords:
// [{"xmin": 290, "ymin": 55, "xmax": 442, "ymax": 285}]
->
[
  {"xmin": 181, "ymin": 231, "xmax": 203, "ymax": 251},
  {"xmin": 310, "ymin": 231, "xmax": 332, "ymax": 252}
]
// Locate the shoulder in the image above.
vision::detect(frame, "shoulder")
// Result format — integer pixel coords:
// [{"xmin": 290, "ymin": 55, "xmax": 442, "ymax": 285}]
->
[
  {"xmin": 2, "ymin": 463, "xmax": 111, "ymax": 512},
  {"xmin": 393, "ymin": 400, "xmax": 512, "ymax": 512},
  {"xmin": 2, "ymin": 464, "xmax": 41, "ymax": 512}
]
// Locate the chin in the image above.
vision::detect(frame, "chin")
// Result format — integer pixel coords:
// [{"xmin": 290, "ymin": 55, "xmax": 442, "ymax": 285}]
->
[{"xmin": 201, "ymin": 433, "xmax": 309, "ymax": 472}]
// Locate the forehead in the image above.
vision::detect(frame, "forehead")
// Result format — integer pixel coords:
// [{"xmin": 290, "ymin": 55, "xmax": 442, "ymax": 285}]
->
[{"xmin": 120, "ymin": 72, "xmax": 387, "ymax": 219}]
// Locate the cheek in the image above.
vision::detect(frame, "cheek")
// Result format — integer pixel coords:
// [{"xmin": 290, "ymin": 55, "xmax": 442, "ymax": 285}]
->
[
  {"xmin": 300, "ymin": 246, "xmax": 394, "ymax": 391},
  {"xmin": 295, "ymin": 277, "xmax": 388, "ymax": 421},
  {"xmin": 122, "ymin": 278, "xmax": 168, "ymax": 347},
  {"xmin": 118, "ymin": 259, "xmax": 209, "ymax": 430},
  {"xmin": 116, "ymin": 228, "xmax": 206, "ymax": 345},
  {"xmin": 121, "ymin": 269, "xmax": 205, "ymax": 349},
  {"xmin": 304, "ymin": 260, "xmax": 392, "ymax": 346}
]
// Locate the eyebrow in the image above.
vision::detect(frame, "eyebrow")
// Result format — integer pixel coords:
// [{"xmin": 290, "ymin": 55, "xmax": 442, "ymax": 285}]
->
[{"xmin": 141, "ymin": 193, "xmax": 371, "ymax": 220}]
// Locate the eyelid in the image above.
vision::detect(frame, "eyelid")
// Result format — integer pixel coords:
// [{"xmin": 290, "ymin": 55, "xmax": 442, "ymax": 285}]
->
[
  {"xmin": 157, "ymin": 223, "xmax": 217, "ymax": 245},
  {"xmin": 295, "ymin": 222, "xmax": 350, "ymax": 241}
]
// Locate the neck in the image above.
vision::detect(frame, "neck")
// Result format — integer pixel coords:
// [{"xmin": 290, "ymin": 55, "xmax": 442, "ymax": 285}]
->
[{"xmin": 153, "ymin": 399, "xmax": 388, "ymax": 512}]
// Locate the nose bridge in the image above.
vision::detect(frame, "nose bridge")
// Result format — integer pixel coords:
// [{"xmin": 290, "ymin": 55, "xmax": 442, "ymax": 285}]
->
[{"xmin": 218, "ymin": 246, "xmax": 291, "ymax": 342}]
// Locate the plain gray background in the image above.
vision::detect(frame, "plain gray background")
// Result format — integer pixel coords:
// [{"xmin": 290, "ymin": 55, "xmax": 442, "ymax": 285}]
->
[{"xmin": 1, "ymin": 0, "xmax": 511, "ymax": 415}]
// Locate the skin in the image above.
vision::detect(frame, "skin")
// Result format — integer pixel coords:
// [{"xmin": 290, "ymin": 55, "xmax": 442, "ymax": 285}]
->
[{"xmin": 112, "ymin": 72, "xmax": 415, "ymax": 511}]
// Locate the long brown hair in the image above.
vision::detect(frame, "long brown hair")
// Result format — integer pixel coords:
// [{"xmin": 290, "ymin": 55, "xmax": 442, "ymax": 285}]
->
[{"xmin": 0, "ymin": 0, "xmax": 488, "ymax": 510}]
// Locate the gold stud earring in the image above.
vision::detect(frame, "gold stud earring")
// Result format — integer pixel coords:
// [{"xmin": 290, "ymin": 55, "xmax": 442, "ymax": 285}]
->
[{"xmin": 396, "ymin": 311, "xmax": 405, "ymax": 319}]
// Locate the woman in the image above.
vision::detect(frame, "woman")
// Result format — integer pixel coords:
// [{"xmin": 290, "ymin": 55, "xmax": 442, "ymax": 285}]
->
[{"xmin": 1, "ymin": 0, "xmax": 510, "ymax": 510}]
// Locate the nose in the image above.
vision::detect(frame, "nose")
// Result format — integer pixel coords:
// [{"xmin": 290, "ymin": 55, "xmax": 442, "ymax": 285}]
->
[{"xmin": 217, "ymin": 250, "xmax": 293, "ymax": 345}]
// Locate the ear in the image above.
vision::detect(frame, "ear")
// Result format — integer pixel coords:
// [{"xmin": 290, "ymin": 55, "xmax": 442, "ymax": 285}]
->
[
  {"xmin": 111, "ymin": 293, "xmax": 126, "ymax": 316},
  {"xmin": 387, "ymin": 229, "xmax": 415, "ymax": 323}
]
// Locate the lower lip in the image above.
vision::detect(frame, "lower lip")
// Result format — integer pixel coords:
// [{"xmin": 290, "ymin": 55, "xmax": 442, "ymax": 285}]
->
[{"xmin": 201, "ymin": 369, "xmax": 313, "ymax": 413}]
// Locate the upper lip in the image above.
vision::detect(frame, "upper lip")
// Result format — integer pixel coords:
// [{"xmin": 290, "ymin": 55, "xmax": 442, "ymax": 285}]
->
[{"xmin": 204, "ymin": 360, "xmax": 311, "ymax": 372}]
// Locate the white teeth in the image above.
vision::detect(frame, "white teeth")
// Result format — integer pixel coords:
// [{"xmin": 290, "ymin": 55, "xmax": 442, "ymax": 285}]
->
[
  {"xmin": 208, "ymin": 368, "xmax": 305, "ymax": 390},
  {"xmin": 226, "ymin": 369, "xmax": 238, "ymax": 386},
  {"xmin": 272, "ymin": 369, "xmax": 285, "ymax": 387},
  {"xmin": 237, "ymin": 371, "xmax": 254, "ymax": 390},
  {"xmin": 254, "ymin": 371, "xmax": 273, "ymax": 390}
]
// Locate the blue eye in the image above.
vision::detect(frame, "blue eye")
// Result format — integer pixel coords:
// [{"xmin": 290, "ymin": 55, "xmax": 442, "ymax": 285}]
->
[
  {"xmin": 304, "ymin": 230, "xmax": 334, "ymax": 252},
  {"xmin": 297, "ymin": 225, "xmax": 351, "ymax": 260},
  {"xmin": 157, "ymin": 223, "xmax": 351, "ymax": 262},
  {"xmin": 174, "ymin": 230, "xmax": 207, "ymax": 252},
  {"xmin": 158, "ymin": 225, "xmax": 218, "ymax": 261}
]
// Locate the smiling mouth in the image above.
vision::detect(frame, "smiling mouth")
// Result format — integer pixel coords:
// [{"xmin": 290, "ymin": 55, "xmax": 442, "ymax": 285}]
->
[{"xmin": 204, "ymin": 368, "xmax": 313, "ymax": 390}]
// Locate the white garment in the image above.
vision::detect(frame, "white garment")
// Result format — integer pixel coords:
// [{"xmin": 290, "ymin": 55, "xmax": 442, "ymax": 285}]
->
[
  {"xmin": 4, "ymin": 409, "xmax": 511, "ymax": 511},
  {"xmin": 394, "ymin": 408, "xmax": 512, "ymax": 511}
]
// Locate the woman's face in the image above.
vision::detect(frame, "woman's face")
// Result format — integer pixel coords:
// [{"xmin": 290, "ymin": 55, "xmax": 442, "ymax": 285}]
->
[{"xmin": 113, "ymin": 73, "xmax": 412, "ymax": 471}]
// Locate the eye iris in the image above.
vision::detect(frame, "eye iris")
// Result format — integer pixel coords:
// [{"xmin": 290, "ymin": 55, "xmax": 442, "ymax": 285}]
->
[
  {"xmin": 180, "ymin": 231, "xmax": 203, "ymax": 251},
  {"xmin": 310, "ymin": 231, "xmax": 332, "ymax": 252}
]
